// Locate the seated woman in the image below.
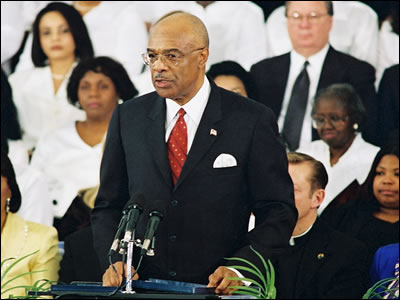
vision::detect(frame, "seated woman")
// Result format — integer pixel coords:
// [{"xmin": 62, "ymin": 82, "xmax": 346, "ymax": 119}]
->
[
  {"xmin": 298, "ymin": 83, "xmax": 380, "ymax": 217},
  {"xmin": 2, "ymin": 69, "xmax": 54, "ymax": 226},
  {"xmin": 30, "ymin": 56, "xmax": 138, "ymax": 224},
  {"xmin": 9, "ymin": 2, "xmax": 94, "ymax": 150},
  {"xmin": 325, "ymin": 144, "xmax": 399, "ymax": 264},
  {"xmin": 1, "ymin": 151, "xmax": 60, "ymax": 298},
  {"xmin": 206, "ymin": 60, "xmax": 258, "ymax": 100}
]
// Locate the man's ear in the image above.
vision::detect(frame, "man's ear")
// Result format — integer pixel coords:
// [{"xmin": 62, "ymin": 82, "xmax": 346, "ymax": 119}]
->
[
  {"xmin": 198, "ymin": 47, "xmax": 209, "ymax": 68},
  {"xmin": 311, "ymin": 189, "xmax": 325, "ymax": 209}
]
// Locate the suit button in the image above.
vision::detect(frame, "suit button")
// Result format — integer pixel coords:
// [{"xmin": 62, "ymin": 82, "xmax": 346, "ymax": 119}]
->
[
  {"xmin": 169, "ymin": 235, "xmax": 177, "ymax": 242},
  {"xmin": 171, "ymin": 200, "xmax": 178, "ymax": 207},
  {"xmin": 169, "ymin": 271, "xmax": 176, "ymax": 277},
  {"xmin": 52, "ymin": 200, "xmax": 58, "ymax": 205}
]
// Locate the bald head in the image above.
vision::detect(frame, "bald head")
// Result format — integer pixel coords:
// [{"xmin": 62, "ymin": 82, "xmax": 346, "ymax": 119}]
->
[{"xmin": 151, "ymin": 12, "xmax": 209, "ymax": 48}]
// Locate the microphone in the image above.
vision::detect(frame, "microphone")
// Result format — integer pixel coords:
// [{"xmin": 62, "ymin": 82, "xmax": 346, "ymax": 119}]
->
[
  {"xmin": 121, "ymin": 194, "xmax": 145, "ymax": 248},
  {"xmin": 108, "ymin": 198, "xmax": 136, "ymax": 256},
  {"xmin": 140, "ymin": 210, "xmax": 163, "ymax": 256}
]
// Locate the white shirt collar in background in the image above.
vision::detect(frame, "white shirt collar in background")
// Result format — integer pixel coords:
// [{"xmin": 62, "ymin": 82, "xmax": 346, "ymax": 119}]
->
[{"xmin": 278, "ymin": 43, "xmax": 330, "ymax": 149}]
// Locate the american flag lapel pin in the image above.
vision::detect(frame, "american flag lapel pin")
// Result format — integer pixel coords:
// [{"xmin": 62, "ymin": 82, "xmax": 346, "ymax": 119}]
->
[{"xmin": 210, "ymin": 129, "xmax": 217, "ymax": 136}]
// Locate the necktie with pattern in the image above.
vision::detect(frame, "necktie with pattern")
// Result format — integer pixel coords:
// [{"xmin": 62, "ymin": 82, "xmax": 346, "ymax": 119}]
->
[{"xmin": 167, "ymin": 108, "xmax": 187, "ymax": 185}]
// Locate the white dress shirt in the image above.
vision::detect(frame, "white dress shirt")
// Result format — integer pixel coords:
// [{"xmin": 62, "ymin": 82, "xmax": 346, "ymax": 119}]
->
[
  {"xmin": 9, "ymin": 64, "xmax": 85, "ymax": 149},
  {"xmin": 264, "ymin": 1, "xmax": 379, "ymax": 68},
  {"xmin": 14, "ymin": 163, "xmax": 54, "ymax": 226},
  {"xmin": 7, "ymin": 140, "xmax": 54, "ymax": 226},
  {"xmin": 30, "ymin": 121, "xmax": 103, "ymax": 218},
  {"xmin": 15, "ymin": 2, "xmax": 148, "ymax": 79},
  {"xmin": 278, "ymin": 44, "xmax": 329, "ymax": 150},
  {"xmin": 165, "ymin": 77, "xmax": 211, "ymax": 152},
  {"xmin": 134, "ymin": 1, "xmax": 267, "ymax": 71},
  {"xmin": 298, "ymin": 133, "xmax": 380, "ymax": 215}
]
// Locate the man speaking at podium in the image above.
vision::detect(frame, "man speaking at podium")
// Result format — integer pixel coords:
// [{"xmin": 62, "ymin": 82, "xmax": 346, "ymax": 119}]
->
[{"xmin": 91, "ymin": 11, "xmax": 297, "ymax": 295}]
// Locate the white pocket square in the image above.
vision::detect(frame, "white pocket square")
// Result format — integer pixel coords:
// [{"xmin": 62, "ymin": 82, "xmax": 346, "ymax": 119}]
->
[{"xmin": 213, "ymin": 153, "xmax": 237, "ymax": 168}]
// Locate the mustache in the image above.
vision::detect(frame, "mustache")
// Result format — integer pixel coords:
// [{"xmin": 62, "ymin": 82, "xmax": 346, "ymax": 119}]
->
[{"xmin": 154, "ymin": 74, "xmax": 171, "ymax": 81}]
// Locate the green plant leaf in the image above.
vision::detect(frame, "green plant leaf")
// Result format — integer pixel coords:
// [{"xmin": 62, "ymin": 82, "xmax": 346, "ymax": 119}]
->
[
  {"xmin": 225, "ymin": 256, "xmax": 264, "ymax": 279},
  {"xmin": 226, "ymin": 265, "xmax": 267, "ymax": 291},
  {"xmin": 225, "ymin": 246, "xmax": 276, "ymax": 299},
  {"xmin": 362, "ymin": 277, "xmax": 397, "ymax": 299},
  {"xmin": 250, "ymin": 246, "xmax": 270, "ymax": 291},
  {"xmin": 1, "ymin": 250, "xmax": 40, "ymax": 283},
  {"xmin": 1, "ymin": 284, "xmax": 37, "ymax": 296},
  {"xmin": 231, "ymin": 289, "xmax": 262, "ymax": 299},
  {"xmin": 226, "ymin": 276, "xmax": 266, "ymax": 293},
  {"xmin": 1, "ymin": 270, "xmax": 45, "ymax": 292}
]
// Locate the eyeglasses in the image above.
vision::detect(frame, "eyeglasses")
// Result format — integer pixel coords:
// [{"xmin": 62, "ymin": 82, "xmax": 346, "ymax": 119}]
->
[
  {"xmin": 312, "ymin": 114, "xmax": 349, "ymax": 129},
  {"xmin": 142, "ymin": 47, "xmax": 206, "ymax": 67},
  {"xmin": 287, "ymin": 11, "xmax": 329, "ymax": 24}
]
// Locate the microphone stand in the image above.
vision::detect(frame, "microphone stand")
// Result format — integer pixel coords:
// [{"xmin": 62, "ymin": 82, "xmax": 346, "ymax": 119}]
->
[{"xmin": 125, "ymin": 230, "xmax": 135, "ymax": 293}]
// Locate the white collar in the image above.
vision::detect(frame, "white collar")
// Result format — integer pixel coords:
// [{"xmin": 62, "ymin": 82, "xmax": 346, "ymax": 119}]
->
[
  {"xmin": 290, "ymin": 43, "xmax": 330, "ymax": 72},
  {"xmin": 165, "ymin": 77, "xmax": 211, "ymax": 128},
  {"xmin": 289, "ymin": 223, "xmax": 314, "ymax": 246}
]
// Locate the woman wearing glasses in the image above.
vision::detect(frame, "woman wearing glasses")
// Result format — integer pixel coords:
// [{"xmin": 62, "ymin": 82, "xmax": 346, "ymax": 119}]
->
[{"xmin": 298, "ymin": 83, "xmax": 380, "ymax": 218}]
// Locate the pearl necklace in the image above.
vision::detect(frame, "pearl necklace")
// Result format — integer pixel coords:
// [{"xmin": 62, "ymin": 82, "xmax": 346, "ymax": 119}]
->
[
  {"xmin": 1, "ymin": 223, "xmax": 29, "ymax": 272},
  {"xmin": 51, "ymin": 73, "xmax": 67, "ymax": 81}
]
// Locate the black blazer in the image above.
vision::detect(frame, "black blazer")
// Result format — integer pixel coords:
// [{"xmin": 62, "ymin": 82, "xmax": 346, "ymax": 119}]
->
[
  {"xmin": 91, "ymin": 79, "xmax": 297, "ymax": 284},
  {"xmin": 377, "ymin": 64, "xmax": 399, "ymax": 146},
  {"xmin": 59, "ymin": 226, "xmax": 102, "ymax": 284},
  {"xmin": 250, "ymin": 46, "xmax": 377, "ymax": 143},
  {"xmin": 276, "ymin": 219, "xmax": 369, "ymax": 299}
]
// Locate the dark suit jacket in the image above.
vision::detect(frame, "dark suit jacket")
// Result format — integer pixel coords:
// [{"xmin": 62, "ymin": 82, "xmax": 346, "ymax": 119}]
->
[
  {"xmin": 250, "ymin": 46, "xmax": 377, "ymax": 144},
  {"xmin": 276, "ymin": 218, "xmax": 369, "ymax": 299},
  {"xmin": 377, "ymin": 64, "xmax": 399, "ymax": 146},
  {"xmin": 59, "ymin": 226, "xmax": 102, "ymax": 284},
  {"xmin": 91, "ymin": 79, "xmax": 297, "ymax": 284}
]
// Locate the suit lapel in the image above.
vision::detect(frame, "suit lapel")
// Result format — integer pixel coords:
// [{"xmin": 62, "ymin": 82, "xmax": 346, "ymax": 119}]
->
[
  {"xmin": 146, "ymin": 96, "xmax": 172, "ymax": 188},
  {"xmin": 295, "ymin": 219, "xmax": 330, "ymax": 297},
  {"xmin": 272, "ymin": 53, "xmax": 291, "ymax": 117},
  {"xmin": 174, "ymin": 83, "xmax": 222, "ymax": 191},
  {"xmin": 317, "ymin": 46, "xmax": 344, "ymax": 90}
]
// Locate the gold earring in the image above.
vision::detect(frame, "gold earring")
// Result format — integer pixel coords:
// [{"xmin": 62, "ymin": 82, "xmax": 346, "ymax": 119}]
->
[{"xmin": 6, "ymin": 198, "xmax": 10, "ymax": 213}]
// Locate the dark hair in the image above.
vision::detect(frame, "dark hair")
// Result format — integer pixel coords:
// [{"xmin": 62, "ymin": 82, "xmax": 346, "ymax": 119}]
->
[
  {"xmin": 1, "ymin": 69, "xmax": 22, "ymax": 146},
  {"xmin": 285, "ymin": 1, "xmax": 334, "ymax": 16},
  {"xmin": 67, "ymin": 56, "xmax": 138, "ymax": 106},
  {"xmin": 207, "ymin": 60, "xmax": 259, "ymax": 101},
  {"xmin": 312, "ymin": 83, "xmax": 366, "ymax": 131},
  {"xmin": 361, "ymin": 144, "xmax": 399, "ymax": 211},
  {"xmin": 287, "ymin": 152, "xmax": 329, "ymax": 194},
  {"xmin": 1, "ymin": 150, "xmax": 22, "ymax": 213},
  {"xmin": 31, "ymin": 2, "xmax": 94, "ymax": 67}
]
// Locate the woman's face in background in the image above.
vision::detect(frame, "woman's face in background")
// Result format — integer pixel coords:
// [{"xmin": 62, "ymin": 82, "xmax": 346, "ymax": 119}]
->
[
  {"xmin": 373, "ymin": 154, "xmax": 399, "ymax": 210},
  {"xmin": 77, "ymin": 71, "xmax": 119, "ymax": 121},
  {"xmin": 39, "ymin": 11, "xmax": 76, "ymax": 62}
]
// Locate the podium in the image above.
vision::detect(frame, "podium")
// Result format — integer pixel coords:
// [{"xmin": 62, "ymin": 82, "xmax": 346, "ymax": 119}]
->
[{"xmin": 27, "ymin": 280, "xmax": 255, "ymax": 299}]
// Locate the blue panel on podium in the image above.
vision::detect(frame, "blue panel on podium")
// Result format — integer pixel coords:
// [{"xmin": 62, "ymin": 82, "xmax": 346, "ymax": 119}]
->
[{"xmin": 51, "ymin": 279, "xmax": 215, "ymax": 295}]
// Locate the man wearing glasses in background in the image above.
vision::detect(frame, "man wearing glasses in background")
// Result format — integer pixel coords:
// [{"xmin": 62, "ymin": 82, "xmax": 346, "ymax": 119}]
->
[
  {"xmin": 91, "ymin": 12, "xmax": 297, "ymax": 295},
  {"xmin": 251, "ymin": 1, "xmax": 377, "ymax": 151}
]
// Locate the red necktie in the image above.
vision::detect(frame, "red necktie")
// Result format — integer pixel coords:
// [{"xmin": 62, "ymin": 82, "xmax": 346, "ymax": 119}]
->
[{"xmin": 168, "ymin": 108, "xmax": 187, "ymax": 185}]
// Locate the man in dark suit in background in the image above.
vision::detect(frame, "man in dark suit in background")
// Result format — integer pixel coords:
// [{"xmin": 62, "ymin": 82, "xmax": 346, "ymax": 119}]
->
[
  {"xmin": 91, "ymin": 12, "xmax": 297, "ymax": 295},
  {"xmin": 275, "ymin": 152, "xmax": 369, "ymax": 298},
  {"xmin": 251, "ymin": 1, "xmax": 377, "ymax": 150}
]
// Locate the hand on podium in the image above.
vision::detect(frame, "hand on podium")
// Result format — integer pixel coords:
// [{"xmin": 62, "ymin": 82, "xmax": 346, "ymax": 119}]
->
[
  {"xmin": 207, "ymin": 266, "xmax": 244, "ymax": 295},
  {"xmin": 102, "ymin": 261, "xmax": 139, "ymax": 287}
]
